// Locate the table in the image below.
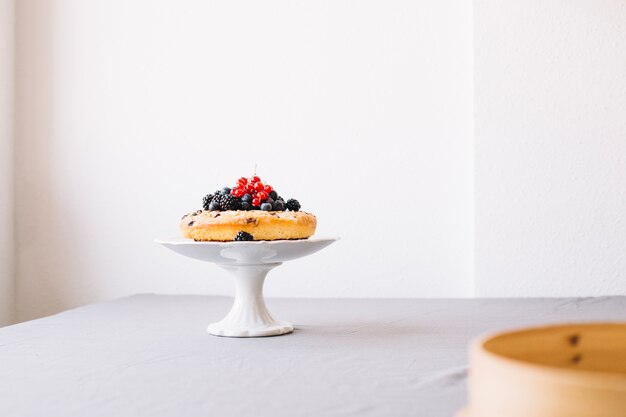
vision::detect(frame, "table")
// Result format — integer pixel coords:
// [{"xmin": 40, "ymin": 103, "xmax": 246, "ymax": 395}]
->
[{"xmin": 1, "ymin": 295, "xmax": 625, "ymax": 417}]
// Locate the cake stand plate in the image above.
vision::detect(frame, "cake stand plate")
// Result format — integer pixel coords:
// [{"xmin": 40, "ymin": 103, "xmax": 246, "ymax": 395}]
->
[{"xmin": 156, "ymin": 237, "xmax": 338, "ymax": 337}]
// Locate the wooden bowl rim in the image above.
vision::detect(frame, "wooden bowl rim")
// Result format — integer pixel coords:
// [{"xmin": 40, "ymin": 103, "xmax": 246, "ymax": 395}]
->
[{"xmin": 472, "ymin": 321, "xmax": 626, "ymax": 388}]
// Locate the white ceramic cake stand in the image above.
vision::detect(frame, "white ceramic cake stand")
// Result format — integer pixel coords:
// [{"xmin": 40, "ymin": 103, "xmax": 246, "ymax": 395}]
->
[{"xmin": 156, "ymin": 237, "xmax": 338, "ymax": 337}]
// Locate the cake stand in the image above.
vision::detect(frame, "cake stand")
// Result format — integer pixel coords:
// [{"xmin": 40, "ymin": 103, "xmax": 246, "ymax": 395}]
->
[{"xmin": 156, "ymin": 237, "xmax": 338, "ymax": 337}]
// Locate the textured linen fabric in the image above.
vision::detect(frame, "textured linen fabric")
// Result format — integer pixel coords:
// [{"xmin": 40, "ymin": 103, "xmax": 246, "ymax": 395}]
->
[{"xmin": 1, "ymin": 296, "xmax": 625, "ymax": 417}]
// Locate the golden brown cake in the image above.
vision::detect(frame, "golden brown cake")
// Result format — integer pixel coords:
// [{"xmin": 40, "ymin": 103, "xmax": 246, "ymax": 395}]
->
[
  {"xmin": 180, "ymin": 174, "xmax": 317, "ymax": 241},
  {"xmin": 181, "ymin": 209, "xmax": 317, "ymax": 241}
]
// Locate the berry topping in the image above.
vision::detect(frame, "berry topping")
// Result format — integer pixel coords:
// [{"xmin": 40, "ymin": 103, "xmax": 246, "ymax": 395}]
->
[
  {"xmin": 198, "ymin": 174, "xmax": 300, "ymax": 213},
  {"xmin": 234, "ymin": 231, "xmax": 254, "ymax": 241},
  {"xmin": 285, "ymin": 199, "xmax": 300, "ymax": 212},
  {"xmin": 273, "ymin": 200, "xmax": 284, "ymax": 211},
  {"xmin": 220, "ymin": 194, "xmax": 239, "ymax": 211},
  {"xmin": 202, "ymin": 194, "xmax": 214, "ymax": 211}
]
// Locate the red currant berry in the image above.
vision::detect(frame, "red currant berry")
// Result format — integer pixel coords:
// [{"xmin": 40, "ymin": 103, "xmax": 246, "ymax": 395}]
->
[
  {"xmin": 251, "ymin": 176, "xmax": 261, "ymax": 183},
  {"xmin": 232, "ymin": 188, "xmax": 244, "ymax": 198},
  {"xmin": 244, "ymin": 184, "xmax": 254, "ymax": 194},
  {"xmin": 263, "ymin": 184, "xmax": 273, "ymax": 193},
  {"xmin": 254, "ymin": 182, "xmax": 265, "ymax": 192},
  {"xmin": 237, "ymin": 177, "xmax": 248, "ymax": 187},
  {"xmin": 258, "ymin": 191, "xmax": 268, "ymax": 201},
  {"xmin": 252, "ymin": 198, "xmax": 261, "ymax": 207}
]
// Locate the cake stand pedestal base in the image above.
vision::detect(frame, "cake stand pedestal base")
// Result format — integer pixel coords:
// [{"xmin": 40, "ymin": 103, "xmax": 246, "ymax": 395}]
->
[
  {"xmin": 157, "ymin": 237, "xmax": 338, "ymax": 338},
  {"xmin": 206, "ymin": 263, "xmax": 293, "ymax": 337}
]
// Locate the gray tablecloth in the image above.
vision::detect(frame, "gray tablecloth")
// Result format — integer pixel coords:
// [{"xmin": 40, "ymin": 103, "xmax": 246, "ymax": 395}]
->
[{"xmin": 1, "ymin": 295, "xmax": 625, "ymax": 417}]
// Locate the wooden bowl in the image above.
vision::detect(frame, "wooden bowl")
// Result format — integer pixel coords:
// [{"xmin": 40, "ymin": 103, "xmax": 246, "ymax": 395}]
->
[{"xmin": 458, "ymin": 322, "xmax": 626, "ymax": 417}]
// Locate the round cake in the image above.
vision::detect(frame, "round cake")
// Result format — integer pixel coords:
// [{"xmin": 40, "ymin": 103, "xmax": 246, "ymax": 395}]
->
[
  {"xmin": 181, "ymin": 210, "xmax": 317, "ymax": 241},
  {"xmin": 180, "ymin": 174, "xmax": 317, "ymax": 241}
]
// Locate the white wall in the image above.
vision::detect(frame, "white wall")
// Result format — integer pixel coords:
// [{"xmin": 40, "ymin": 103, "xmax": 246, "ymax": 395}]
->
[
  {"xmin": 475, "ymin": 0, "xmax": 626, "ymax": 296},
  {"xmin": 15, "ymin": 0, "xmax": 473, "ymax": 321},
  {"xmin": 12, "ymin": 1, "xmax": 626, "ymax": 323},
  {"xmin": 0, "ymin": 0, "xmax": 14, "ymax": 326}
]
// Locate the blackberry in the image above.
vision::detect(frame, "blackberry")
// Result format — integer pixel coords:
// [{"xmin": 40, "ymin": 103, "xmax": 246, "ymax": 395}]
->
[
  {"xmin": 285, "ymin": 198, "xmax": 300, "ymax": 212},
  {"xmin": 276, "ymin": 196, "xmax": 285, "ymax": 202},
  {"xmin": 220, "ymin": 194, "xmax": 239, "ymax": 211},
  {"xmin": 211, "ymin": 191, "xmax": 223, "ymax": 205},
  {"xmin": 202, "ymin": 194, "xmax": 214, "ymax": 211},
  {"xmin": 234, "ymin": 231, "xmax": 254, "ymax": 241}
]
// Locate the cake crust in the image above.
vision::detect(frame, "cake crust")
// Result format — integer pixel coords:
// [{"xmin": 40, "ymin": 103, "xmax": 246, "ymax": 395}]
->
[{"xmin": 180, "ymin": 210, "xmax": 317, "ymax": 241}]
